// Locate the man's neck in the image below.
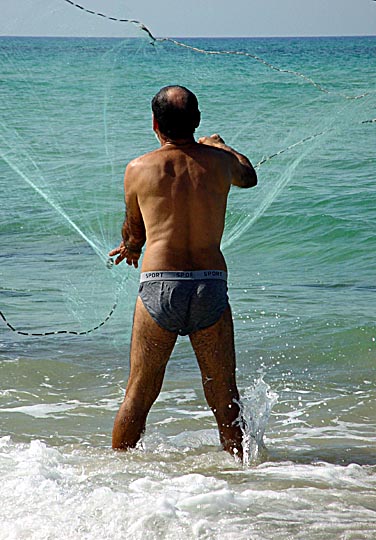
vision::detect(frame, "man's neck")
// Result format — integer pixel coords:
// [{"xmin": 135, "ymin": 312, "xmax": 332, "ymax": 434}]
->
[{"xmin": 159, "ymin": 134, "xmax": 196, "ymax": 147}]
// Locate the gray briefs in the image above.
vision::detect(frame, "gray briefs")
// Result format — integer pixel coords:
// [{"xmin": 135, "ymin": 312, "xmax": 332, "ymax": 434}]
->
[{"xmin": 138, "ymin": 270, "xmax": 229, "ymax": 336}]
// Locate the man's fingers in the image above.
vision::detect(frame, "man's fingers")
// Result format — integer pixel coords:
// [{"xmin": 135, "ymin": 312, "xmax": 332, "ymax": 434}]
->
[
  {"xmin": 198, "ymin": 134, "xmax": 225, "ymax": 145},
  {"xmin": 109, "ymin": 243, "xmax": 124, "ymax": 257},
  {"xmin": 114, "ymin": 251, "xmax": 126, "ymax": 265},
  {"xmin": 110, "ymin": 243, "xmax": 139, "ymax": 268},
  {"xmin": 210, "ymin": 133, "xmax": 225, "ymax": 143},
  {"xmin": 125, "ymin": 255, "xmax": 139, "ymax": 268}
]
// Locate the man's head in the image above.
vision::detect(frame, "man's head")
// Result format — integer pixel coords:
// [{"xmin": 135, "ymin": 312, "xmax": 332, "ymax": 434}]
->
[{"xmin": 151, "ymin": 86, "xmax": 201, "ymax": 140}]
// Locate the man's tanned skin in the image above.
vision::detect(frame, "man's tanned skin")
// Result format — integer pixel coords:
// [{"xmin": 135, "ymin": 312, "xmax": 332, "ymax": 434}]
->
[{"xmin": 109, "ymin": 86, "xmax": 257, "ymax": 458}]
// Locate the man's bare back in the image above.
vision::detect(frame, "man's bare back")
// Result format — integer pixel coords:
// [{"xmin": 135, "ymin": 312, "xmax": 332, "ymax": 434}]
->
[
  {"xmin": 109, "ymin": 86, "xmax": 257, "ymax": 458},
  {"xmin": 125, "ymin": 139, "xmax": 253, "ymax": 272}
]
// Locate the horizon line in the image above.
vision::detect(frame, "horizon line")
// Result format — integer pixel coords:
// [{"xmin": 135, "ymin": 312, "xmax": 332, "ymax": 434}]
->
[{"xmin": 1, "ymin": 33, "xmax": 376, "ymax": 39}]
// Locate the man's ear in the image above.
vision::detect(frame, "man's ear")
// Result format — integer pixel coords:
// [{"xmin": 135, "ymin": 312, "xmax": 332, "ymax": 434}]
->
[
  {"xmin": 152, "ymin": 114, "xmax": 159, "ymax": 132},
  {"xmin": 194, "ymin": 110, "xmax": 201, "ymax": 129}
]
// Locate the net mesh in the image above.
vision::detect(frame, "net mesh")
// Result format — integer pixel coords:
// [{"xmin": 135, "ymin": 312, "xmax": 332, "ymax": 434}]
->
[{"xmin": 0, "ymin": 2, "xmax": 375, "ymax": 339}]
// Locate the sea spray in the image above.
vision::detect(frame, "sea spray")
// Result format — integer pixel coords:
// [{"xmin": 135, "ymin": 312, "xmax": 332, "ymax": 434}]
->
[{"xmin": 237, "ymin": 377, "xmax": 278, "ymax": 465}]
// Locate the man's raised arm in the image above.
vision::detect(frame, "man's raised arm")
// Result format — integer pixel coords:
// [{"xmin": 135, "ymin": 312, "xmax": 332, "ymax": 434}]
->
[{"xmin": 198, "ymin": 133, "xmax": 257, "ymax": 189}]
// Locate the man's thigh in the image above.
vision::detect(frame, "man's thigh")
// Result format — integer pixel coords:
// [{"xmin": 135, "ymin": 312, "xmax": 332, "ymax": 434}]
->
[
  {"xmin": 189, "ymin": 306, "xmax": 239, "ymax": 403},
  {"xmin": 126, "ymin": 298, "xmax": 178, "ymax": 404}
]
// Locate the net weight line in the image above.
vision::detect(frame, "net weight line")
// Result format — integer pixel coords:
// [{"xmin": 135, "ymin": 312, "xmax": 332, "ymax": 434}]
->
[
  {"xmin": 0, "ymin": 301, "xmax": 117, "ymax": 337},
  {"xmin": 256, "ymin": 117, "xmax": 376, "ymax": 168},
  {"xmin": 62, "ymin": 0, "xmax": 371, "ymax": 101},
  {"xmin": 63, "ymin": 0, "xmax": 155, "ymax": 40}
]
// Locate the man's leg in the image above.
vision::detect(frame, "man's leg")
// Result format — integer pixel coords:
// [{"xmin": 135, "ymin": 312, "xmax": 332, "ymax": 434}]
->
[
  {"xmin": 112, "ymin": 297, "xmax": 178, "ymax": 450},
  {"xmin": 189, "ymin": 305, "xmax": 244, "ymax": 458}
]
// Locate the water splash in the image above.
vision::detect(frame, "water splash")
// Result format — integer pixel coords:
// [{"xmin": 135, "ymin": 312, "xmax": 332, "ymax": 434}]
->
[{"xmin": 237, "ymin": 377, "xmax": 278, "ymax": 466}]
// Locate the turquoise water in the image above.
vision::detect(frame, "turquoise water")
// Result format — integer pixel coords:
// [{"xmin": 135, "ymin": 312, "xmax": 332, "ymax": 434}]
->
[{"xmin": 1, "ymin": 34, "xmax": 376, "ymax": 539}]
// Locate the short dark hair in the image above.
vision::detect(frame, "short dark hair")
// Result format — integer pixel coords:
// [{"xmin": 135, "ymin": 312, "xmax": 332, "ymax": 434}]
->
[{"xmin": 151, "ymin": 85, "xmax": 200, "ymax": 139}]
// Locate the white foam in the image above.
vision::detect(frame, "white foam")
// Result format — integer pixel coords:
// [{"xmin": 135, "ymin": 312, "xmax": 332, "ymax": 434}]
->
[
  {"xmin": 1, "ymin": 402, "xmax": 77, "ymax": 418},
  {"xmin": 0, "ymin": 438, "xmax": 375, "ymax": 540}
]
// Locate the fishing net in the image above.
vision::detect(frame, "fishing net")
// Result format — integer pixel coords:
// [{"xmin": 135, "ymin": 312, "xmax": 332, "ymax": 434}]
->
[{"xmin": 1, "ymin": 1, "xmax": 375, "ymax": 341}]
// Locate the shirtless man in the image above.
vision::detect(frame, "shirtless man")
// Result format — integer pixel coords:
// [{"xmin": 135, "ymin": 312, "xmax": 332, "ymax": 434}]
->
[{"xmin": 109, "ymin": 85, "xmax": 257, "ymax": 458}]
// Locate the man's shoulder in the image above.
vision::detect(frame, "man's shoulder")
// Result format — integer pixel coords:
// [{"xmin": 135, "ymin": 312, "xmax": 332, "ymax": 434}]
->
[
  {"xmin": 124, "ymin": 149, "xmax": 163, "ymax": 193},
  {"xmin": 198, "ymin": 142, "xmax": 238, "ymax": 163},
  {"xmin": 127, "ymin": 148, "xmax": 162, "ymax": 172}
]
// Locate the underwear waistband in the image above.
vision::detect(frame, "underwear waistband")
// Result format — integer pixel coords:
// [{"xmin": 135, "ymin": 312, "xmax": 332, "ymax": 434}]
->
[{"xmin": 140, "ymin": 270, "xmax": 227, "ymax": 283}]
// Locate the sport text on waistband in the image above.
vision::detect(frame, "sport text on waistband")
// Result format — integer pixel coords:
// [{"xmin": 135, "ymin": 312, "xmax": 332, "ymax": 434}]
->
[{"xmin": 140, "ymin": 270, "xmax": 227, "ymax": 282}]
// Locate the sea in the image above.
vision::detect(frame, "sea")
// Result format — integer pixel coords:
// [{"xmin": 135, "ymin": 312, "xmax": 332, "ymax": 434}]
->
[{"xmin": 0, "ymin": 32, "xmax": 375, "ymax": 539}]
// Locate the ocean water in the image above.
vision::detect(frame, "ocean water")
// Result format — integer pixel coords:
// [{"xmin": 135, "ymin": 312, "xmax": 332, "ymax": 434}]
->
[{"xmin": 0, "ymin": 32, "xmax": 376, "ymax": 539}]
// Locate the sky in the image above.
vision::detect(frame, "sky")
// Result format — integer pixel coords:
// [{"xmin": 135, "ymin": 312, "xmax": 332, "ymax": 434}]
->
[{"xmin": 1, "ymin": 0, "xmax": 376, "ymax": 38}]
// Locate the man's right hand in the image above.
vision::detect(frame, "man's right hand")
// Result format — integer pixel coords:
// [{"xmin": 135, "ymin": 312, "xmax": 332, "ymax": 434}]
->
[
  {"xmin": 108, "ymin": 241, "xmax": 141, "ymax": 268},
  {"xmin": 108, "ymin": 241, "xmax": 127, "ymax": 266}
]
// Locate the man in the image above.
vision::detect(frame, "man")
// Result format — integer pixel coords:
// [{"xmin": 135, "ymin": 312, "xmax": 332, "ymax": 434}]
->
[{"xmin": 109, "ymin": 85, "xmax": 257, "ymax": 458}]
